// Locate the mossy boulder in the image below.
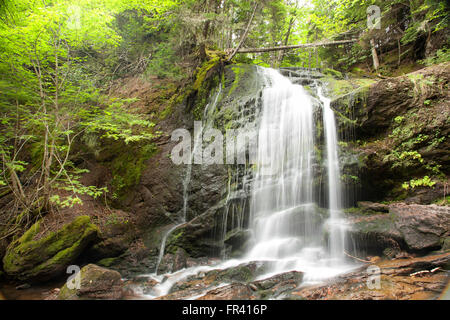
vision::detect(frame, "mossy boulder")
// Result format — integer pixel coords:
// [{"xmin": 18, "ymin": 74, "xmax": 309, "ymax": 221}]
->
[
  {"xmin": 58, "ymin": 264, "xmax": 123, "ymax": 300},
  {"xmin": 85, "ymin": 215, "xmax": 135, "ymax": 263},
  {"xmin": 2, "ymin": 215, "xmax": 99, "ymax": 282}
]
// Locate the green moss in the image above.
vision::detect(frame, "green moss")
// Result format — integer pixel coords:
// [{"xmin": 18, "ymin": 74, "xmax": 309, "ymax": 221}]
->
[
  {"xmin": 108, "ymin": 142, "xmax": 157, "ymax": 201},
  {"xmin": 215, "ymin": 265, "xmax": 253, "ymax": 283},
  {"xmin": 323, "ymin": 68, "xmax": 343, "ymax": 79},
  {"xmin": 433, "ymin": 196, "xmax": 450, "ymax": 206},
  {"xmin": 440, "ymin": 237, "xmax": 450, "ymax": 252},
  {"xmin": 2, "ymin": 216, "xmax": 98, "ymax": 281},
  {"xmin": 193, "ymin": 57, "xmax": 221, "ymax": 91},
  {"xmin": 343, "ymin": 207, "xmax": 386, "ymax": 216},
  {"xmin": 58, "ymin": 281, "xmax": 78, "ymax": 300},
  {"xmin": 165, "ymin": 229, "xmax": 184, "ymax": 254},
  {"xmin": 323, "ymin": 77, "xmax": 374, "ymax": 99},
  {"xmin": 191, "ymin": 52, "xmax": 225, "ymax": 120},
  {"xmin": 97, "ymin": 257, "xmax": 120, "ymax": 267},
  {"xmin": 228, "ymin": 64, "xmax": 245, "ymax": 96}
]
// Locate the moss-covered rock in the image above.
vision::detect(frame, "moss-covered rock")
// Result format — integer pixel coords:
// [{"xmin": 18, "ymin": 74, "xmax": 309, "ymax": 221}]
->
[
  {"xmin": 86, "ymin": 215, "xmax": 135, "ymax": 263},
  {"xmin": 2, "ymin": 216, "xmax": 99, "ymax": 282},
  {"xmin": 97, "ymin": 257, "xmax": 122, "ymax": 268},
  {"xmin": 58, "ymin": 264, "xmax": 123, "ymax": 300}
]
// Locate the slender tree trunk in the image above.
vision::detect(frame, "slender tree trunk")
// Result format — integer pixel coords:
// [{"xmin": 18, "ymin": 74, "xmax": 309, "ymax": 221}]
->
[
  {"xmin": 227, "ymin": 2, "xmax": 258, "ymax": 61},
  {"xmin": 370, "ymin": 38, "xmax": 380, "ymax": 71},
  {"xmin": 278, "ymin": 16, "xmax": 295, "ymax": 66}
]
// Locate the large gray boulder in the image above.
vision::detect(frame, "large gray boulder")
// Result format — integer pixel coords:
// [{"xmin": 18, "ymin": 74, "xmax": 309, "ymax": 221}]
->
[
  {"xmin": 348, "ymin": 203, "xmax": 450, "ymax": 254},
  {"xmin": 58, "ymin": 264, "xmax": 123, "ymax": 300}
]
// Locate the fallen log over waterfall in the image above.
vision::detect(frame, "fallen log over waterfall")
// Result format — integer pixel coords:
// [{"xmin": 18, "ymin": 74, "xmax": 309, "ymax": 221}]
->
[{"xmin": 233, "ymin": 39, "xmax": 358, "ymax": 54}]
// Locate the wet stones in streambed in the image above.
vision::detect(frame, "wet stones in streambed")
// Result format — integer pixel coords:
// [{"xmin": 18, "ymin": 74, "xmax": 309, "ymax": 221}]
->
[
  {"xmin": 196, "ymin": 271, "xmax": 305, "ymax": 300},
  {"xmin": 164, "ymin": 261, "xmax": 274, "ymax": 297},
  {"xmin": 157, "ymin": 261, "xmax": 303, "ymax": 300},
  {"xmin": 286, "ymin": 252, "xmax": 450, "ymax": 300},
  {"xmin": 121, "ymin": 276, "xmax": 159, "ymax": 297}
]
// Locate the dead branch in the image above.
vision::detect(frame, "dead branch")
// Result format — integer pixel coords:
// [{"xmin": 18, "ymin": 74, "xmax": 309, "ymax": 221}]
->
[
  {"xmin": 227, "ymin": 2, "xmax": 258, "ymax": 61},
  {"xmin": 234, "ymin": 39, "xmax": 358, "ymax": 54},
  {"xmin": 344, "ymin": 250, "xmax": 371, "ymax": 263}
]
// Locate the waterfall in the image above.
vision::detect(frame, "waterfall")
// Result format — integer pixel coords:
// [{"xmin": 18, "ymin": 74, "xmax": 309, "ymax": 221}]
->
[
  {"xmin": 243, "ymin": 67, "xmax": 350, "ymax": 281},
  {"xmin": 319, "ymin": 89, "xmax": 346, "ymax": 261},
  {"xmin": 247, "ymin": 68, "xmax": 318, "ymax": 260},
  {"xmin": 146, "ymin": 66, "xmax": 354, "ymax": 297}
]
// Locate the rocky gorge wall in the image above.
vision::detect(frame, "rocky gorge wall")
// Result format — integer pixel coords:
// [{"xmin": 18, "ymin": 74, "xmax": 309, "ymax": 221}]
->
[{"xmin": 0, "ymin": 60, "xmax": 449, "ymax": 287}]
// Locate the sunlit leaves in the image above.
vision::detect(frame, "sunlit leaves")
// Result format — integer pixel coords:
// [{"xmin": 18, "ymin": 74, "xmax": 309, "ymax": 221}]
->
[{"xmin": 79, "ymin": 98, "xmax": 158, "ymax": 144}]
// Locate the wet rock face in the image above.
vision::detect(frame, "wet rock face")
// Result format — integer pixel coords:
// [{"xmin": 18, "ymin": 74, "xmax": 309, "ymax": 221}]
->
[
  {"xmin": 391, "ymin": 204, "xmax": 450, "ymax": 251},
  {"xmin": 58, "ymin": 264, "xmax": 123, "ymax": 300},
  {"xmin": 333, "ymin": 63, "xmax": 450, "ymax": 137},
  {"xmin": 347, "ymin": 203, "xmax": 450, "ymax": 255},
  {"xmin": 208, "ymin": 261, "xmax": 272, "ymax": 284},
  {"xmin": 197, "ymin": 283, "xmax": 254, "ymax": 300},
  {"xmin": 2, "ymin": 216, "xmax": 99, "ymax": 282},
  {"xmin": 357, "ymin": 201, "xmax": 389, "ymax": 213},
  {"xmin": 224, "ymin": 229, "xmax": 253, "ymax": 257},
  {"xmin": 330, "ymin": 63, "xmax": 449, "ymax": 204},
  {"xmin": 250, "ymin": 271, "xmax": 304, "ymax": 299},
  {"xmin": 123, "ymin": 64, "xmax": 264, "ymax": 264},
  {"xmin": 154, "ymin": 261, "xmax": 304, "ymax": 300}
]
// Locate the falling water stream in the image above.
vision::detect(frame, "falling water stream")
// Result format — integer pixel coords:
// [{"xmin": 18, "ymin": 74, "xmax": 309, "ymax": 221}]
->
[
  {"xmin": 144, "ymin": 67, "xmax": 356, "ymax": 299},
  {"xmin": 153, "ymin": 86, "xmax": 223, "ymax": 273},
  {"xmin": 319, "ymin": 88, "xmax": 347, "ymax": 262}
]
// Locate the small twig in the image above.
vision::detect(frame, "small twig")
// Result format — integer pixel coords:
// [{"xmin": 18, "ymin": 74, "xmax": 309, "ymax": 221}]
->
[
  {"xmin": 343, "ymin": 250, "xmax": 371, "ymax": 263},
  {"xmin": 410, "ymin": 270, "xmax": 430, "ymax": 277}
]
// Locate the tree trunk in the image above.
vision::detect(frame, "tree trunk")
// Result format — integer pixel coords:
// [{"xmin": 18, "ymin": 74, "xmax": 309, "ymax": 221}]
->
[
  {"xmin": 370, "ymin": 38, "xmax": 380, "ymax": 71},
  {"xmin": 277, "ymin": 16, "xmax": 295, "ymax": 66},
  {"xmin": 227, "ymin": 2, "xmax": 258, "ymax": 62}
]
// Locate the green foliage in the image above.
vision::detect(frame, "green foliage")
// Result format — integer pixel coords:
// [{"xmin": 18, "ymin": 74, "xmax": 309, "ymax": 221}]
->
[
  {"xmin": 401, "ymin": 0, "xmax": 449, "ymax": 45},
  {"xmin": 145, "ymin": 42, "xmax": 182, "ymax": 80},
  {"xmin": 420, "ymin": 47, "xmax": 450, "ymax": 66},
  {"xmin": 79, "ymin": 98, "xmax": 158, "ymax": 144},
  {"xmin": 394, "ymin": 116, "xmax": 404, "ymax": 124},
  {"xmin": 0, "ymin": 0, "xmax": 163, "ymax": 226},
  {"xmin": 105, "ymin": 212, "xmax": 129, "ymax": 226},
  {"xmin": 402, "ymin": 175, "xmax": 436, "ymax": 190}
]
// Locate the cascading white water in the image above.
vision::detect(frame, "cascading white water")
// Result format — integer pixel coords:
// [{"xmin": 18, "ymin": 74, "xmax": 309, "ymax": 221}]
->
[
  {"xmin": 247, "ymin": 68, "xmax": 318, "ymax": 258},
  {"xmin": 244, "ymin": 68, "xmax": 351, "ymax": 281},
  {"xmin": 319, "ymin": 89, "xmax": 346, "ymax": 261}
]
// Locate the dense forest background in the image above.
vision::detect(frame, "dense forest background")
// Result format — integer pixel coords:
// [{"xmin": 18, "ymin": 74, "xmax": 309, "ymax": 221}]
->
[{"xmin": 0, "ymin": 0, "xmax": 448, "ymax": 254}]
